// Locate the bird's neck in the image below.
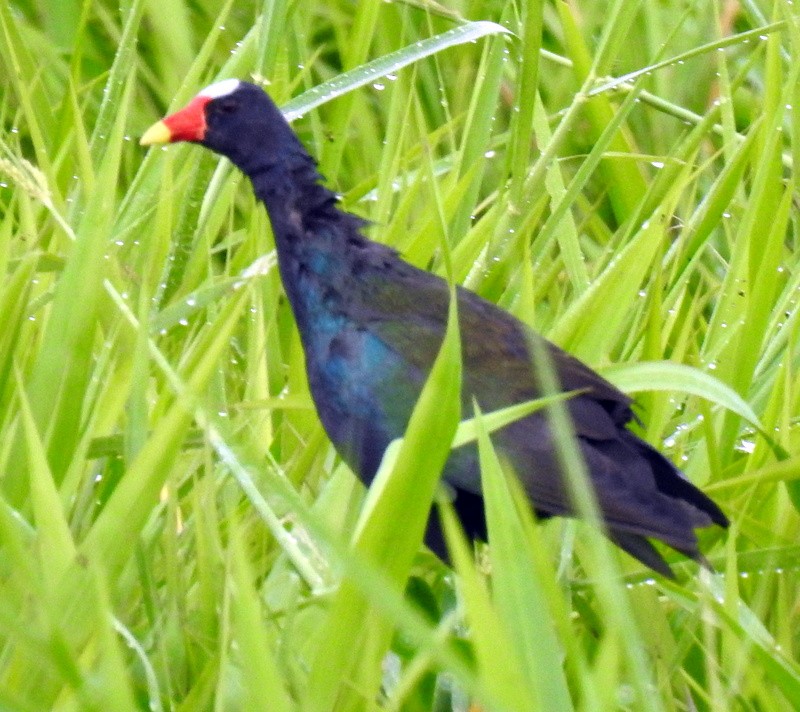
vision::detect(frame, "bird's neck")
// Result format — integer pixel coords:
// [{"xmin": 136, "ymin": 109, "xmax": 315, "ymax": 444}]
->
[
  {"xmin": 246, "ymin": 149, "xmax": 335, "ymax": 219},
  {"xmin": 246, "ymin": 159, "xmax": 362, "ymax": 335}
]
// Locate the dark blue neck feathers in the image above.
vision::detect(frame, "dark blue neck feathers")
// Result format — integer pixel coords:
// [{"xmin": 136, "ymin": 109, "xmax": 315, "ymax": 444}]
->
[{"xmin": 242, "ymin": 151, "xmax": 376, "ymax": 339}]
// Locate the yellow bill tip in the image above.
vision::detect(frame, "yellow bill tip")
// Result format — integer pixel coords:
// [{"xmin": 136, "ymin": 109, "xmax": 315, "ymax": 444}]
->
[{"xmin": 140, "ymin": 120, "xmax": 172, "ymax": 146}]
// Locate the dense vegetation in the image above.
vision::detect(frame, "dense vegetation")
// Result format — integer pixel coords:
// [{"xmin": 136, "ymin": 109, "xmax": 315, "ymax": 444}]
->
[{"xmin": 0, "ymin": 0, "xmax": 798, "ymax": 709}]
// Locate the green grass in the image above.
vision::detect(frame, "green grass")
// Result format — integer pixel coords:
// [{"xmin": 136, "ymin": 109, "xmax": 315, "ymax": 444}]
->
[{"xmin": 1, "ymin": 0, "xmax": 799, "ymax": 709}]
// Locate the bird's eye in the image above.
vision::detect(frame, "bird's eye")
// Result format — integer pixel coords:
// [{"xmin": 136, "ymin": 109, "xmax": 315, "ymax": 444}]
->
[{"xmin": 216, "ymin": 99, "xmax": 239, "ymax": 114}]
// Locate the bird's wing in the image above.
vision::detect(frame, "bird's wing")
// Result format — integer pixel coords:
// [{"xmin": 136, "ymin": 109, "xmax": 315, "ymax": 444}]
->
[
  {"xmin": 345, "ymin": 259, "xmax": 634, "ymax": 434},
  {"xmin": 335, "ymin": 248, "xmax": 724, "ymax": 572}
]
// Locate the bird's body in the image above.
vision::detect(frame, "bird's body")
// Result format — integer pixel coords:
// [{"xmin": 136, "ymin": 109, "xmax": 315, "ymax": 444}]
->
[{"xmin": 142, "ymin": 80, "xmax": 728, "ymax": 576}]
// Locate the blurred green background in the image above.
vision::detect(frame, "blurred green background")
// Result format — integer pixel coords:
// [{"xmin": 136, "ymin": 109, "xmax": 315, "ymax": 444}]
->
[{"xmin": 0, "ymin": 0, "xmax": 799, "ymax": 709}]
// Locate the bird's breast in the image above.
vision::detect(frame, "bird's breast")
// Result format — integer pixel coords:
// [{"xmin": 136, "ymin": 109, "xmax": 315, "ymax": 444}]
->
[{"xmin": 303, "ymin": 326, "xmax": 417, "ymax": 479}]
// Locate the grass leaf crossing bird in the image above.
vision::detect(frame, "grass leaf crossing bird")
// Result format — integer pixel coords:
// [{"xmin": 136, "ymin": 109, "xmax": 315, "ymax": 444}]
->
[{"xmin": 141, "ymin": 79, "xmax": 728, "ymax": 577}]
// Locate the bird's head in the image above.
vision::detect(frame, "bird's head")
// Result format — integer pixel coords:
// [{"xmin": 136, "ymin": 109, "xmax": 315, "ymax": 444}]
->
[{"xmin": 141, "ymin": 79, "xmax": 298, "ymax": 170}]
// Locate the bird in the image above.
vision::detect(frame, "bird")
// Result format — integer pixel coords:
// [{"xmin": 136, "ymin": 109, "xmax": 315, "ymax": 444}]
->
[{"xmin": 141, "ymin": 79, "xmax": 728, "ymax": 577}]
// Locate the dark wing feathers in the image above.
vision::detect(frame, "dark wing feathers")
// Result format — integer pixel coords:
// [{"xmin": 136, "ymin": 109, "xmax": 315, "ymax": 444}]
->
[
  {"xmin": 338, "ymin": 255, "xmax": 724, "ymax": 570},
  {"xmin": 348, "ymin": 258, "xmax": 633, "ymax": 434},
  {"xmin": 608, "ymin": 531, "xmax": 677, "ymax": 579}
]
